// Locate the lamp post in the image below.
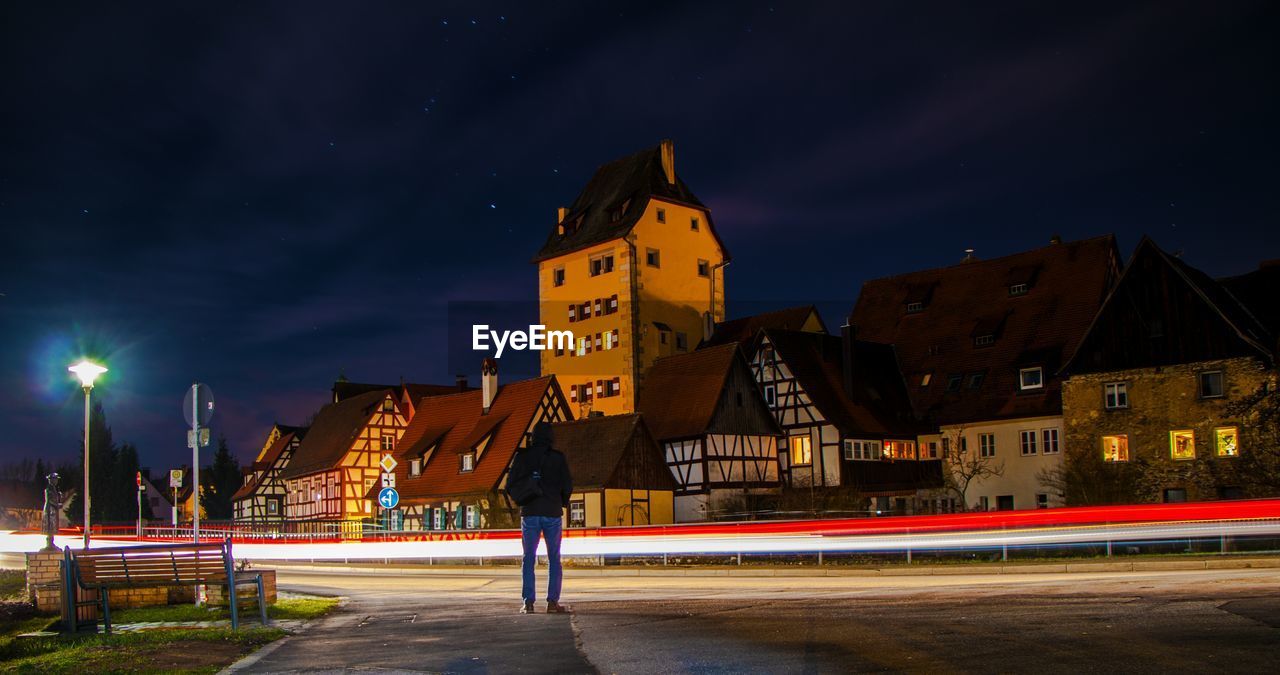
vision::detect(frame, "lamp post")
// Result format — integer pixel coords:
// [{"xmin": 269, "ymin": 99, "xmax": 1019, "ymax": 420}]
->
[{"xmin": 69, "ymin": 360, "xmax": 107, "ymax": 549}]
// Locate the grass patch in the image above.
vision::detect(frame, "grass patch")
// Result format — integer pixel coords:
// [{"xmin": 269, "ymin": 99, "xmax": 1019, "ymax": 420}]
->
[
  {"xmin": 0, "ymin": 625, "xmax": 284, "ymax": 674},
  {"xmin": 0, "ymin": 573, "xmax": 25, "ymax": 603},
  {"xmin": 268, "ymin": 596, "xmax": 339, "ymax": 621},
  {"xmin": 110, "ymin": 596, "xmax": 339, "ymax": 625}
]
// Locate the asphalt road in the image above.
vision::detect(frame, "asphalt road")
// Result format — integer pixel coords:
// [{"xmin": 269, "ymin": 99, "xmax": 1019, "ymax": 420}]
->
[{"xmin": 244, "ymin": 566, "xmax": 1280, "ymax": 674}]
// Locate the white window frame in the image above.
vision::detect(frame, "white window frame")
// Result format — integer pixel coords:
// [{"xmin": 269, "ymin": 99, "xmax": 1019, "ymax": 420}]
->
[
  {"xmin": 1041, "ymin": 428, "xmax": 1060, "ymax": 454},
  {"xmin": 410, "ymin": 458, "xmax": 421, "ymax": 476},
  {"xmin": 979, "ymin": 433, "xmax": 996, "ymax": 458},
  {"xmin": 569, "ymin": 501, "xmax": 586, "ymax": 527},
  {"xmin": 464, "ymin": 504, "xmax": 478, "ymax": 529},
  {"xmin": 381, "ymin": 433, "xmax": 395, "ymax": 451},
  {"xmin": 788, "ymin": 434, "xmax": 813, "ymax": 466},
  {"xmin": 1019, "ymin": 367, "xmax": 1044, "ymax": 390},
  {"xmin": 1019, "ymin": 430, "xmax": 1037, "ymax": 456},
  {"xmin": 1104, "ymin": 382, "xmax": 1128, "ymax": 409},
  {"xmin": 763, "ymin": 384, "xmax": 776, "ymax": 407},
  {"xmin": 460, "ymin": 452, "xmax": 475, "ymax": 473}
]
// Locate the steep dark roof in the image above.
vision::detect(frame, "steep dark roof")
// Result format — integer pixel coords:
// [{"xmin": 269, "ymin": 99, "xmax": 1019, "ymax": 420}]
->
[
  {"xmin": 851, "ymin": 236, "xmax": 1119, "ymax": 425},
  {"xmin": 333, "ymin": 381, "xmax": 469, "ymax": 403},
  {"xmin": 1064, "ymin": 237, "xmax": 1276, "ymax": 374},
  {"xmin": 552, "ymin": 414, "xmax": 676, "ymax": 491},
  {"xmin": 702, "ymin": 305, "xmax": 827, "ymax": 352},
  {"xmin": 1220, "ymin": 262, "xmax": 1280, "ymax": 340},
  {"xmin": 533, "ymin": 142, "xmax": 725, "ymax": 261},
  {"xmin": 636, "ymin": 343, "xmax": 780, "ymax": 440},
  {"xmin": 762, "ymin": 330, "xmax": 918, "ymax": 438},
  {"xmin": 282, "ymin": 390, "xmax": 391, "ymax": 480}
]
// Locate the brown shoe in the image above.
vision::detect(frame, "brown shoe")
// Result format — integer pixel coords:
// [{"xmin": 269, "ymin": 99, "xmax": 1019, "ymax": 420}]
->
[
  {"xmin": 546, "ymin": 601, "xmax": 570, "ymax": 614},
  {"xmin": 520, "ymin": 601, "xmax": 535, "ymax": 614}
]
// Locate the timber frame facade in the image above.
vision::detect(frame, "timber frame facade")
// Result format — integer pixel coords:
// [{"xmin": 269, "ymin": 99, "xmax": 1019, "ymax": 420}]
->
[
  {"xmin": 281, "ymin": 390, "xmax": 407, "ymax": 524},
  {"xmin": 233, "ymin": 424, "xmax": 306, "ymax": 524}
]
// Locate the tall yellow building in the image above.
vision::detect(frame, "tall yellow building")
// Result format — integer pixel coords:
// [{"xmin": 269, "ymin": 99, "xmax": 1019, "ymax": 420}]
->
[{"xmin": 535, "ymin": 140, "xmax": 728, "ymax": 417}]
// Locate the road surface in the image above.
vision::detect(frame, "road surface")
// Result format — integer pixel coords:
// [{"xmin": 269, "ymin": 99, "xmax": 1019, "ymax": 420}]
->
[{"xmin": 243, "ymin": 565, "xmax": 1280, "ymax": 673}]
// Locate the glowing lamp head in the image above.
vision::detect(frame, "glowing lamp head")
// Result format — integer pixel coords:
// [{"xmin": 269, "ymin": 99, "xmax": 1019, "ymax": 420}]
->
[{"xmin": 68, "ymin": 360, "xmax": 108, "ymax": 388}]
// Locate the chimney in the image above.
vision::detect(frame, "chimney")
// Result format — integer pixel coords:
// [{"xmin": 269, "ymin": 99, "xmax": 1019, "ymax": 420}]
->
[
  {"xmin": 455, "ymin": 374, "xmax": 468, "ymax": 392},
  {"xmin": 962, "ymin": 248, "xmax": 976, "ymax": 263},
  {"xmin": 481, "ymin": 358, "xmax": 498, "ymax": 413},
  {"xmin": 1049, "ymin": 234, "xmax": 1062, "ymax": 245},
  {"xmin": 840, "ymin": 316, "xmax": 858, "ymax": 401},
  {"xmin": 660, "ymin": 139, "xmax": 675, "ymax": 185}
]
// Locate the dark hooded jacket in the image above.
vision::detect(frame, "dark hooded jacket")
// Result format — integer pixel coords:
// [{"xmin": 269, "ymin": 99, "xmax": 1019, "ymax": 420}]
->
[{"xmin": 509, "ymin": 422, "xmax": 573, "ymax": 518}]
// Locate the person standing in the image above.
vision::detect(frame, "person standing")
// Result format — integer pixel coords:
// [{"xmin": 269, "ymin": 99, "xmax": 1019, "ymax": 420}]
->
[{"xmin": 508, "ymin": 422, "xmax": 573, "ymax": 614}]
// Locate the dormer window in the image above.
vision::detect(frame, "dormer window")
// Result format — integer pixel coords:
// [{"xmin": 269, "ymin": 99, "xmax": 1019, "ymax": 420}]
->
[
  {"xmin": 460, "ymin": 452, "xmax": 475, "ymax": 473},
  {"xmin": 410, "ymin": 459, "xmax": 421, "ymax": 477},
  {"xmin": 1009, "ymin": 283, "xmax": 1029, "ymax": 296},
  {"xmin": 1019, "ymin": 367, "xmax": 1044, "ymax": 391},
  {"xmin": 906, "ymin": 302, "xmax": 924, "ymax": 314},
  {"xmin": 946, "ymin": 374, "xmax": 963, "ymax": 392},
  {"xmin": 967, "ymin": 372, "xmax": 986, "ymax": 390},
  {"xmin": 974, "ymin": 334, "xmax": 995, "ymax": 347}
]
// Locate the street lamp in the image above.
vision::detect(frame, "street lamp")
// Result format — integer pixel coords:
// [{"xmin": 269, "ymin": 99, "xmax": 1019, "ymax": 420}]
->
[{"xmin": 69, "ymin": 360, "xmax": 107, "ymax": 549}]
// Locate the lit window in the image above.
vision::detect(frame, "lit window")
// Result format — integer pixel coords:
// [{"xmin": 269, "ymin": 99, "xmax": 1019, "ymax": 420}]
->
[
  {"xmin": 656, "ymin": 208, "xmax": 666, "ymax": 223},
  {"xmin": 697, "ymin": 259, "xmax": 710, "ymax": 277},
  {"xmin": 1009, "ymin": 283, "xmax": 1029, "ymax": 296},
  {"xmin": 789, "ymin": 435, "xmax": 812, "ymax": 466},
  {"xmin": 979, "ymin": 433, "xmax": 996, "ymax": 458},
  {"xmin": 690, "ymin": 217, "xmax": 699, "ymax": 231},
  {"xmin": 1102, "ymin": 435, "xmax": 1129, "ymax": 462},
  {"xmin": 553, "ymin": 267, "xmax": 565, "ymax": 287},
  {"xmin": 763, "ymin": 385, "xmax": 776, "ymax": 407},
  {"xmin": 1042, "ymin": 428, "xmax": 1060, "ymax": 454},
  {"xmin": 920, "ymin": 373, "xmax": 932, "ymax": 387},
  {"xmin": 1170, "ymin": 430, "xmax": 1195, "ymax": 460},
  {"xmin": 906, "ymin": 302, "xmax": 924, "ymax": 313},
  {"xmin": 1199, "ymin": 371, "xmax": 1224, "ymax": 398},
  {"xmin": 1104, "ymin": 382, "xmax": 1128, "ymax": 409},
  {"xmin": 381, "ymin": 433, "xmax": 395, "ymax": 451},
  {"xmin": 1019, "ymin": 367, "xmax": 1044, "ymax": 390},
  {"xmin": 410, "ymin": 459, "xmax": 421, "ymax": 476},
  {"xmin": 1019, "ymin": 430, "xmax": 1037, "ymax": 456},
  {"xmin": 569, "ymin": 501, "xmax": 586, "ymax": 527},
  {"xmin": 1215, "ymin": 427, "xmax": 1239, "ymax": 457},
  {"xmin": 646, "ymin": 248, "xmax": 661, "ymax": 267},
  {"xmin": 460, "ymin": 452, "xmax": 475, "ymax": 473},
  {"xmin": 382, "ymin": 398, "xmax": 394, "ymax": 412}
]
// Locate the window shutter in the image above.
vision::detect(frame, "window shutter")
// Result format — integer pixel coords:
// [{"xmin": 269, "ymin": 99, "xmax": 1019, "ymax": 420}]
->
[{"xmin": 568, "ymin": 304, "xmax": 575, "ymax": 323}]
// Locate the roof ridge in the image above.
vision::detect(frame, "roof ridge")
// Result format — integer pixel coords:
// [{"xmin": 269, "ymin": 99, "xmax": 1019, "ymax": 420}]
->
[{"xmin": 861, "ymin": 234, "xmax": 1115, "ymax": 285}]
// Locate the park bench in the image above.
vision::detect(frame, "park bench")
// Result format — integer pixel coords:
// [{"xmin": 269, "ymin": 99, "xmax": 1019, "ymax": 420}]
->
[{"xmin": 64, "ymin": 538, "xmax": 268, "ymax": 634}]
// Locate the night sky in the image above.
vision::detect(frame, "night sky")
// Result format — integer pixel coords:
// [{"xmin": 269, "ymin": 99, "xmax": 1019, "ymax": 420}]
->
[{"xmin": 2, "ymin": 1, "xmax": 1276, "ymax": 471}]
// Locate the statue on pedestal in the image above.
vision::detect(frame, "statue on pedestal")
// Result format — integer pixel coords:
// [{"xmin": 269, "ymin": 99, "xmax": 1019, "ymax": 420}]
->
[{"xmin": 42, "ymin": 472, "xmax": 62, "ymax": 551}]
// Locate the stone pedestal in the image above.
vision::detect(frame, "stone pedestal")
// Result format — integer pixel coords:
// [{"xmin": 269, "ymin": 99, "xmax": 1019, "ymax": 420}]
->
[
  {"xmin": 25, "ymin": 550, "xmax": 63, "ymax": 613},
  {"xmin": 205, "ymin": 569, "xmax": 277, "ymax": 606}
]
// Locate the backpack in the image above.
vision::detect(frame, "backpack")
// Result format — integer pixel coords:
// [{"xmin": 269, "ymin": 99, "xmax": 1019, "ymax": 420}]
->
[{"xmin": 506, "ymin": 452, "xmax": 546, "ymax": 506}]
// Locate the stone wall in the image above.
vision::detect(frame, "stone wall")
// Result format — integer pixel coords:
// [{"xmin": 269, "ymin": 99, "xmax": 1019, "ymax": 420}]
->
[
  {"xmin": 1062, "ymin": 356, "xmax": 1275, "ymax": 502},
  {"xmin": 205, "ymin": 569, "xmax": 277, "ymax": 606}
]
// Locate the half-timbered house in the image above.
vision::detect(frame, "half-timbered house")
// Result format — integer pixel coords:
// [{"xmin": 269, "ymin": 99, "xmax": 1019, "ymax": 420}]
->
[
  {"xmin": 280, "ymin": 389, "xmax": 407, "ymax": 527},
  {"xmin": 233, "ymin": 424, "xmax": 307, "ymax": 524},
  {"xmin": 749, "ymin": 329, "xmax": 938, "ymax": 501},
  {"xmin": 555, "ymin": 414, "xmax": 678, "ymax": 527},
  {"xmin": 636, "ymin": 343, "xmax": 783, "ymax": 521},
  {"xmin": 377, "ymin": 365, "xmax": 571, "ymax": 530}
]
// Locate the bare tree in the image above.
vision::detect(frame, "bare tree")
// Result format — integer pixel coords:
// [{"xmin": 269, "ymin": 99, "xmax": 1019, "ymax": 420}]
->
[
  {"xmin": 938, "ymin": 426, "xmax": 1004, "ymax": 510},
  {"xmin": 1226, "ymin": 382, "xmax": 1280, "ymax": 497}
]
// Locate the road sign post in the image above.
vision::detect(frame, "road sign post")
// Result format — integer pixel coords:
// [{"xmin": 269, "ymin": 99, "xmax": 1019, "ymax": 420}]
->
[
  {"xmin": 183, "ymin": 383, "xmax": 214, "ymax": 544},
  {"xmin": 136, "ymin": 471, "xmax": 143, "ymax": 538},
  {"xmin": 379, "ymin": 454, "xmax": 398, "ymax": 531}
]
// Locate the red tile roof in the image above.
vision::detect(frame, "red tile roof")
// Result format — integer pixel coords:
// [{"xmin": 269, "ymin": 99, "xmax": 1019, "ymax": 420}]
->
[
  {"xmin": 281, "ymin": 389, "xmax": 392, "ymax": 480},
  {"xmin": 850, "ymin": 236, "xmax": 1119, "ymax": 426},
  {"xmin": 385, "ymin": 376, "xmax": 564, "ymax": 501}
]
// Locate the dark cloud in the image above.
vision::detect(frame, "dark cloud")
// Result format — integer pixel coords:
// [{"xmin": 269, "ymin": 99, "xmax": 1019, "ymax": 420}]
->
[{"xmin": 2, "ymin": 0, "xmax": 1276, "ymax": 469}]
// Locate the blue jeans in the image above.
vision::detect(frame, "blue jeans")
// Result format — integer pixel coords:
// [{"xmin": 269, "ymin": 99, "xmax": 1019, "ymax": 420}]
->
[{"xmin": 521, "ymin": 516, "xmax": 563, "ymax": 603}]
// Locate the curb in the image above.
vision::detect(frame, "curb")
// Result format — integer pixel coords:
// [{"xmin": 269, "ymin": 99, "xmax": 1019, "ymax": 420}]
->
[
  {"xmin": 218, "ymin": 635, "xmax": 291, "ymax": 674},
  {"xmin": 260, "ymin": 556, "xmax": 1280, "ymax": 578}
]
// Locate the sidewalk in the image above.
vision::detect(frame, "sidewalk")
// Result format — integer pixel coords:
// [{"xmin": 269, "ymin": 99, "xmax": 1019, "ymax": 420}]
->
[{"xmin": 260, "ymin": 554, "xmax": 1280, "ymax": 578}]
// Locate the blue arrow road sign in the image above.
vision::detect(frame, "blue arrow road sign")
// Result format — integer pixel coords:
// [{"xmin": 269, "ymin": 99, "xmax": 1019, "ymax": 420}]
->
[{"xmin": 378, "ymin": 487, "xmax": 400, "ymax": 510}]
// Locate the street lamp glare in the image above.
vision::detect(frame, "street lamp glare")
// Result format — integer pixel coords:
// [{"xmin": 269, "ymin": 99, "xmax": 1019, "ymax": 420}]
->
[{"xmin": 68, "ymin": 360, "xmax": 108, "ymax": 388}]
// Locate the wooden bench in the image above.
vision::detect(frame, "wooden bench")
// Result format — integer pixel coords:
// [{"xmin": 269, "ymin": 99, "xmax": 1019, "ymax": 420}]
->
[{"xmin": 65, "ymin": 538, "xmax": 268, "ymax": 634}]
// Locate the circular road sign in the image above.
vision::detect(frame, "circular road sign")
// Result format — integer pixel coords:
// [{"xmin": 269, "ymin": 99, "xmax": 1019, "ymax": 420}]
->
[
  {"xmin": 378, "ymin": 487, "xmax": 400, "ymax": 510},
  {"xmin": 183, "ymin": 383, "xmax": 215, "ymax": 427}
]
